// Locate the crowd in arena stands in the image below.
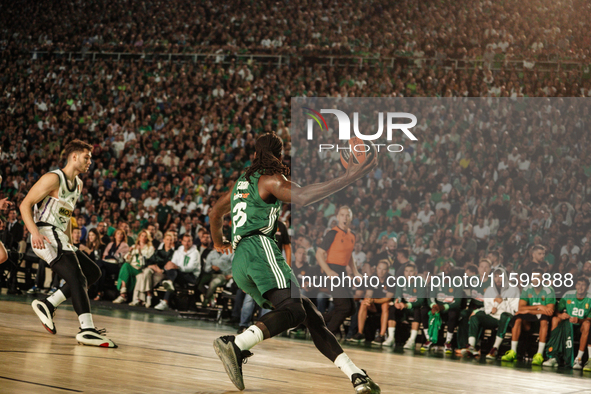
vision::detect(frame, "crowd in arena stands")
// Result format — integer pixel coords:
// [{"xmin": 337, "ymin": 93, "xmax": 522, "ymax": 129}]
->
[
  {"xmin": 2, "ymin": 0, "xmax": 591, "ymax": 62},
  {"xmin": 1, "ymin": 0, "xmax": 591, "ymax": 373}
]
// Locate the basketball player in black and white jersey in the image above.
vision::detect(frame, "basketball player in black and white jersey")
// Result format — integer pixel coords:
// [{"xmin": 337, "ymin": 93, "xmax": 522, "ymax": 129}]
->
[{"xmin": 20, "ymin": 140, "xmax": 116, "ymax": 347}]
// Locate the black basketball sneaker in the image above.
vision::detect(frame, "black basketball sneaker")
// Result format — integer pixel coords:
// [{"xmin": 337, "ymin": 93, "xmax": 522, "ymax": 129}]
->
[
  {"xmin": 213, "ymin": 335, "xmax": 253, "ymax": 391},
  {"xmin": 76, "ymin": 328, "xmax": 118, "ymax": 348},
  {"xmin": 352, "ymin": 370, "xmax": 381, "ymax": 394},
  {"xmin": 32, "ymin": 299, "xmax": 56, "ymax": 334}
]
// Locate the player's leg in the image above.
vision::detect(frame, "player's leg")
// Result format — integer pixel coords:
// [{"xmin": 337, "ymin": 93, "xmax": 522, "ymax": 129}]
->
[
  {"xmin": 420, "ymin": 305, "xmax": 432, "ymax": 350},
  {"xmin": 466, "ymin": 311, "xmax": 497, "ymax": 356},
  {"xmin": 573, "ymin": 320, "xmax": 589, "ymax": 369},
  {"xmin": 532, "ymin": 316, "xmax": 550, "ymax": 365},
  {"xmin": 350, "ymin": 300, "xmax": 371, "ymax": 341},
  {"xmin": 444, "ymin": 308, "xmax": 459, "ymax": 353},
  {"xmin": 457, "ymin": 308, "xmax": 472, "ymax": 350},
  {"xmin": 488, "ymin": 312, "xmax": 512, "ymax": 359},
  {"xmin": 502, "ymin": 315, "xmax": 523, "ymax": 361},
  {"xmin": 383, "ymin": 304, "xmax": 397, "ymax": 347},
  {"xmin": 403, "ymin": 307, "xmax": 421, "ymax": 350},
  {"xmin": 300, "ymin": 295, "xmax": 380, "ymax": 393},
  {"xmin": 324, "ymin": 293, "xmax": 356, "ymax": 336}
]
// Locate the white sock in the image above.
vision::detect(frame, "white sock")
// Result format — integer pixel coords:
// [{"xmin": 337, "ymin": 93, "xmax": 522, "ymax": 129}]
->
[
  {"xmin": 234, "ymin": 325, "xmax": 264, "ymax": 351},
  {"xmin": 409, "ymin": 330, "xmax": 418, "ymax": 341},
  {"xmin": 387, "ymin": 327, "xmax": 395, "ymax": 339},
  {"xmin": 334, "ymin": 353, "xmax": 365, "ymax": 380},
  {"xmin": 511, "ymin": 341, "xmax": 518, "ymax": 352},
  {"xmin": 46, "ymin": 290, "xmax": 67, "ymax": 308},
  {"xmin": 577, "ymin": 350, "xmax": 584, "ymax": 360},
  {"xmin": 588, "ymin": 346, "xmax": 591, "ymax": 359},
  {"xmin": 120, "ymin": 287, "xmax": 127, "ymax": 296},
  {"xmin": 468, "ymin": 337, "xmax": 476, "ymax": 347},
  {"xmin": 78, "ymin": 313, "xmax": 94, "ymax": 330},
  {"xmin": 537, "ymin": 342, "xmax": 545, "ymax": 355},
  {"xmin": 493, "ymin": 336, "xmax": 503, "ymax": 349},
  {"xmin": 446, "ymin": 332, "xmax": 453, "ymax": 343},
  {"xmin": 423, "ymin": 329, "xmax": 430, "ymax": 341}
]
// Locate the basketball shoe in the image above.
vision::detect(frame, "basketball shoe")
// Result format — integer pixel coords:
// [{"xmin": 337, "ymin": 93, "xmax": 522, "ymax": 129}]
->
[{"xmin": 32, "ymin": 299, "xmax": 56, "ymax": 334}]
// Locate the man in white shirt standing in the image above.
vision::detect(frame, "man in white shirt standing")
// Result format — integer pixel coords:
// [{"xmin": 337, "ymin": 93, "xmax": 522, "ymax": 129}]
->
[{"xmin": 154, "ymin": 234, "xmax": 201, "ymax": 310}]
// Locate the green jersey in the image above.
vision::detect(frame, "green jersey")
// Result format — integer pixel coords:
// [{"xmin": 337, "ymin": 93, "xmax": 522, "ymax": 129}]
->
[
  {"xmin": 468, "ymin": 278, "xmax": 491, "ymax": 309},
  {"xmin": 558, "ymin": 290, "xmax": 591, "ymax": 320},
  {"xmin": 429, "ymin": 277, "xmax": 465, "ymax": 310},
  {"xmin": 230, "ymin": 171, "xmax": 281, "ymax": 249},
  {"xmin": 395, "ymin": 278, "xmax": 427, "ymax": 309},
  {"xmin": 520, "ymin": 285, "xmax": 556, "ymax": 306}
]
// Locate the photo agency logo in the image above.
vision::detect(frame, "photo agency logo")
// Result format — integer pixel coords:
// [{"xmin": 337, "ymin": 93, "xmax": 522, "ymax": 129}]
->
[{"xmin": 302, "ymin": 107, "xmax": 418, "ymax": 153}]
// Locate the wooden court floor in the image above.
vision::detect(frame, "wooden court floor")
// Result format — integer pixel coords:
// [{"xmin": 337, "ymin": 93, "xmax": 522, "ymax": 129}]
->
[{"xmin": 1, "ymin": 298, "xmax": 591, "ymax": 394}]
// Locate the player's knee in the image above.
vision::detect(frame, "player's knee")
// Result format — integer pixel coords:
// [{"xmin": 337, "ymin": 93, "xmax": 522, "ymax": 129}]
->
[
  {"xmin": 581, "ymin": 320, "xmax": 590, "ymax": 333},
  {"xmin": 540, "ymin": 319, "xmax": 549, "ymax": 327},
  {"xmin": 290, "ymin": 302, "xmax": 307, "ymax": 325}
]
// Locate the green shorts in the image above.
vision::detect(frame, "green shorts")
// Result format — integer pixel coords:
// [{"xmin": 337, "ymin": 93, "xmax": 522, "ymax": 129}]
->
[{"xmin": 232, "ymin": 235, "xmax": 294, "ymax": 309}]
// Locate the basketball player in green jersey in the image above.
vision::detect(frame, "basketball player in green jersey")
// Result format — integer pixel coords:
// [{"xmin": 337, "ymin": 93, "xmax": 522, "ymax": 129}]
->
[
  {"xmin": 543, "ymin": 275, "xmax": 591, "ymax": 370},
  {"xmin": 210, "ymin": 133, "xmax": 381, "ymax": 393}
]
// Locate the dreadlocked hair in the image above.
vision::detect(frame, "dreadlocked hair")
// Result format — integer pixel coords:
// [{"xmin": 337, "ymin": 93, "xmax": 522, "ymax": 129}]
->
[{"xmin": 245, "ymin": 132, "xmax": 290, "ymax": 179}]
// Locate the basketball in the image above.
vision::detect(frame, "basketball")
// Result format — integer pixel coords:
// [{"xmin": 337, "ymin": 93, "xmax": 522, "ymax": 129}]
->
[{"xmin": 340, "ymin": 137, "xmax": 376, "ymax": 170}]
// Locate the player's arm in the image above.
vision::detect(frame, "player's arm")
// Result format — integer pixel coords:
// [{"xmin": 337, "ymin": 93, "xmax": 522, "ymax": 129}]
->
[
  {"xmin": 209, "ymin": 185, "xmax": 233, "ymax": 254},
  {"xmin": 19, "ymin": 173, "xmax": 59, "ymax": 249},
  {"xmin": 516, "ymin": 299, "xmax": 539, "ymax": 314},
  {"xmin": 262, "ymin": 152, "xmax": 377, "ymax": 207}
]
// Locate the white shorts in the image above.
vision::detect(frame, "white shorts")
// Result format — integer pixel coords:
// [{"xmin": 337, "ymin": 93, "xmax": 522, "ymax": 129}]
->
[{"xmin": 32, "ymin": 226, "xmax": 78, "ymax": 266}]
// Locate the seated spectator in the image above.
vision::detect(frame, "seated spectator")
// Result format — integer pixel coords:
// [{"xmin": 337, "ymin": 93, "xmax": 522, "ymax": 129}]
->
[
  {"xmin": 383, "ymin": 261, "xmax": 427, "ymax": 349},
  {"xmin": 543, "ymin": 275, "xmax": 591, "ymax": 370},
  {"xmin": 501, "ymin": 269, "xmax": 555, "ymax": 365},
  {"xmin": 113, "ymin": 230, "xmax": 155, "ymax": 303},
  {"xmin": 154, "ymin": 233, "xmax": 201, "ymax": 311},
  {"xmin": 79, "ymin": 228, "xmax": 105, "ymax": 264},
  {"xmin": 347, "ymin": 260, "xmax": 394, "ymax": 345},
  {"xmin": 131, "ymin": 231, "xmax": 176, "ymax": 307},
  {"xmin": 93, "ymin": 229, "xmax": 129, "ymax": 301},
  {"xmin": 422, "ymin": 264, "xmax": 464, "ymax": 353},
  {"xmin": 465, "ymin": 269, "xmax": 520, "ymax": 359},
  {"xmin": 198, "ymin": 248, "xmax": 233, "ymax": 307}
]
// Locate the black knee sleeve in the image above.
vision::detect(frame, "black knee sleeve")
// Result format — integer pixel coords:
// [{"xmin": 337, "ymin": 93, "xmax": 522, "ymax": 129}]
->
[{"xmin": 258, "ymin": 288, "xmax": 307, "ymax": 337}]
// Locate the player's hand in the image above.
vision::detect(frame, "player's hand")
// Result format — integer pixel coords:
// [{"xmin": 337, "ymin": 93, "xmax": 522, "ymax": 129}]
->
[
  {"xmin": 431, "ymin": 305, "xmax": 440, "ymax": 314},
  {"xmin": 569, "ymin": 316, "xmax": 579, "ymax": 324},
  {"xmin": 494, "ymin": 297, "xmax": 503, "ymax": 304},
  {"xmin": 491, "ymin": 307, "xmax": 497, "ymax": 315},
  {"xmin": 394, "ymin": 301, "xmax": 404, "ymax": 310},
  {"xmin": 362, "ymin": 298, "xmax": 373, "ymax": 307},
  {"xmin": 31, "ymin": 232, "xmax": 50, "ymax": 249},
  {"xmin": 345, "ymin": 145, "xmax": 378, "ymax": 180},
  {"xmin": 0, "ymin": 198, "xmax": 12, "ymax": 210},
  {"xmin": 214, "ymin": 242, "xmax": 233, "ymax": 255},
  {"xmin": 164, "ymin": 261, "xmax": 179, "ymax": 270}
]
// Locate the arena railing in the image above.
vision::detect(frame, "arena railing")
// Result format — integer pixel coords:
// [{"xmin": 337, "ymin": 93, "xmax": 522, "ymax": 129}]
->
[{"xmin": 30, "ymin": 51, "xmax": 588, "ymax": 75}]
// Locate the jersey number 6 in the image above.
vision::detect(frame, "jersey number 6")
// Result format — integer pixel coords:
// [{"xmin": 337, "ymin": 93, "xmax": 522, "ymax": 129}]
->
[{"xmin": 233, "ymin": 202, "xmax": 248, "ymax": 228}]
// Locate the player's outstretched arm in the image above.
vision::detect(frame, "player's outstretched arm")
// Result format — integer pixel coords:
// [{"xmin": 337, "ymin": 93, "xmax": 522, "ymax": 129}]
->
[
  {"xmin": 19, "ymin": 173, "xmax": 59, "ymax": 249},
  {"xmin": 209, "ymin": 184, "xmax": 233, "ymax": 254},
  {"xmin": 264, "ymin": 150, "xmax": 378, "ymax": 207}
]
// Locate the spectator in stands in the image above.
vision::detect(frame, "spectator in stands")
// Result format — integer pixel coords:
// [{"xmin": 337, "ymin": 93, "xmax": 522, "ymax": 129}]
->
[
  {"xmin": 113, "ymin": 230, "xmax": 155, "ymax": 304},
  {"xmin": 501, "ymin": 269, "xmax": 556, "ymax": 365},
  {"xmin": 93, "ymin": 229, "xmax": 129, "ymax": 301},
  {"xmin": 131, "ymin": 231, "xmax": 176, "ymax": 307},
  {"xmin": 154, "ymin": 233, "xmax": 201, "ymax": 311}
]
